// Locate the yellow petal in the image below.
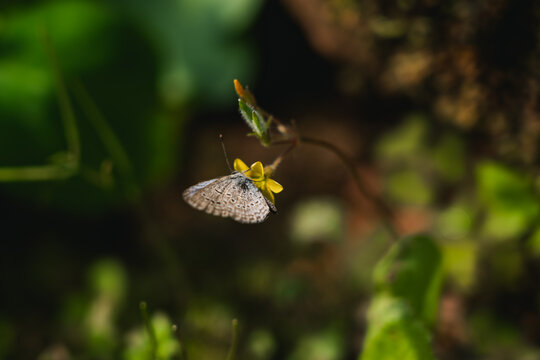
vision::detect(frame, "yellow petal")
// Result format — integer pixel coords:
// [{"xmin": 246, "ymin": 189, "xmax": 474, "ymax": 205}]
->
[
  {"xmin": 234, "ymin": 158, "xmax": 249, "ymax": 172},
  {"xmin": 266, "ymin": 178, "xmax": 283, "ymax": 193},
  {"xmin": 250, "ymin": 161, "xmax": 264, "ymax": 179},
  {"xmin": 262, "ymin": 187, "xmax": 275, "ymax": 204}
]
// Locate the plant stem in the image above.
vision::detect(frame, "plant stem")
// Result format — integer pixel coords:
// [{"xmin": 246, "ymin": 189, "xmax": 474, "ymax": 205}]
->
[
  {"xmin": 301, "ymin": 135, "xmax": 398, "ymax": 238},
  {"xmin": 40, "ymin": 28, "xmax": 81, "ymax": 164},
  {"xmin": 272, "ymin": 135, "xmax": 398, "ymax": 239},
  {"xmin": 72, "ymin": 81, "xmax": 140, "ymax": 198},
  {"xmin": 139, "ymin": 301, "xmax": 157, "ymax": 360},
  {"xmin": 0, "ymin": 165, "xmax": 75, "ymax": 182},
  {"xmin": 225, "ymin": 319, "xmax": 239, "ymax": 360},
  {"xmin": 269, "ymin": 137, "xmax": 299, "ymax": 172}
]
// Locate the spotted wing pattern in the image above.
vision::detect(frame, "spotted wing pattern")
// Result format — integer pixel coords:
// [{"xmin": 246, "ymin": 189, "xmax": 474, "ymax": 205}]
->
[{"xmin": 183, "ymin": 172, "xmax": 276, "ymax": 224}]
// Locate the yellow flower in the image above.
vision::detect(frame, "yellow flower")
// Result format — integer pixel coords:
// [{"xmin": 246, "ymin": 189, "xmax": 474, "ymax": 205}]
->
[{"xmin": 234, "ymin": 158, "xmax": 283, "ymax": 204}]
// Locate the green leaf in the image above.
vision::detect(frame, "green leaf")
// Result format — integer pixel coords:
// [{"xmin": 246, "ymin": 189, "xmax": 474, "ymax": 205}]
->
[
  {"xmin": 431, "ymin": 133, "xmax": 465, "ymax": 182},
  {"xmin": 476, "ymin": 162, "xmax": 540, "ymax": 240},
  {"xmin": 289, "ymin": 328, "xmax": 344, "ymax": 360},
  {"xmin": 440, "ymin": 240, "xmax": 478, "ymax": 291},
  {"xmin": 434, "ymin": 201, "xmax": 474, "ymax": 240},
  {"xmin": 386, "ymin": 169, "xmax": 433, "ymax": 205},
  {"xmin": 83, "ymin": 259, "xmax": 128, "ymax": 356},
  {"xmin": 88, "ymin": 259, "xmax": 127, "ymax": 303},
  {"xmin": 527, "ymin": 227, "xmax": 540, "ymax": 257},
  {"xmin": 116, "ymin": 0, "xmax": 263, "ymax": 107},
  {"xmin": 247, "ymin": 329, "xmax": 276, "ymax": 360},
  {"xmin": 376, "ymin": 114, "xmax": 427, "ymax": 163},
  {"xmin": 360, "ymin": 296, "xmax": 435, "ymax": 360},
  {"xmin": 124, "ymin": 312, "xmax": 181, "ymax": 360},
  {"xmin": 238, "ymin": 98, "xmax": 271, "ymax": 145},
  {"xmin": 290, "ymin": 197, "xmax": 344, "ymax": 244},
  {"xmin": 372, "ymin": 235, "xmax": 443, "ymax": 325}
]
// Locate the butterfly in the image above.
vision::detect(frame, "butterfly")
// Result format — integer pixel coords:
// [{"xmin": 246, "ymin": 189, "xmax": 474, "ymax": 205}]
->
[{"xmin": 183, "ymin": 171, "xmax": 277, "ymax": 224}]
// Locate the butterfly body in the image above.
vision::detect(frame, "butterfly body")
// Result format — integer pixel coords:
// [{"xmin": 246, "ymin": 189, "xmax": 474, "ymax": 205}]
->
[{"xmin": 183, "ymin": 171, "xmax": 277, "ymax": 224}]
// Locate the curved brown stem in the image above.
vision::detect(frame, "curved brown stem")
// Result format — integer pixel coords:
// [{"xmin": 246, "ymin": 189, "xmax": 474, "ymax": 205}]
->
[
  {"xmin": 280, "ymin": 136, "xmax": 398, "ymax": 239},
  {"xmin": 269, "ymin": 136, "xmax": 299, "ymax": 172}
]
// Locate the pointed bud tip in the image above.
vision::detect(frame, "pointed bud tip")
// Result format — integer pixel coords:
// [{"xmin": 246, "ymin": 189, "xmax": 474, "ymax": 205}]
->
[{"xmin": 234, "ymin": 79, "xmax": 245, "ymax": 97}]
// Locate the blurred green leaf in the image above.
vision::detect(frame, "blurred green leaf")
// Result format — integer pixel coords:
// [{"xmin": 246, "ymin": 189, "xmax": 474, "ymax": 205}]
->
[
  {"xmin": 376, "ymin": 114, "xmax": 427, "ymax": 163},
  {"xmin": 290, "ymin": 197, "xmax": 344, "ymax": 244},
  {"xmin": 0, "ymin": 61, "xmax": 51, "ymax": 124},
  {"xmin": 85, "ymin": 259, "xmax": 128, "ymax": 356},
  {"xmin": 0, "ymin": 0, "xmax": 116, "ymax": 166},
  {"xmin": 468, "ymin": 310, "xmax": 540, "ymax": 358},
  {"xmin": 373, "ymin": 235, "xmax": 443, "ymax": 325},
  {"xmin": 88, "ymin": 258, "xmax": 127, "ymax": 303},
  {"xmin": 248, "ymin": 329, "xmax": 276, "ymax": 360},
  {"xmin": 346, "ymin": 228, "xmax": 394, "ymax": 292},
  {"xmin": 361, "ymin": 296, "xmax": 435, "ymax": 360},
  {"xmin": 431, "ymin": 133, "xmax": 465, "ymax": 182},
  {"xmin": 386, "ymin": 169, "xmax": 433, "ymax": 205},
  {"xmin": 440, "ymin": 240, "xmax": 477, "ymax": 291},
  {"xmin": 182, "ymin": 301, "xmax": 233, "ymax": 360},
  {"xmin": 476, "ymin": 162, "xmax": 539, "ymax": 240},
  {"xmin": 289, "ymin": 328, "xmax": 344, "ymax": 360},
  {"xmin": 115, "ymin": 0, "xmax": 263, "ymax": 107},
  {"xmin": 527, "ymin": 226, "xmax": 540, "ymax": 257},
  {"xmin": 370, "ymin": 17, "xmax": 408, "ymax": 38},
  {"xmin": 434, "ymin": 201, "xmax": 474, "ymax": 240},
  {"xmin": 124, "ymin": 312, "xmax": 181, "ymax": 360},
  {"xmin": 184, "ymin": 300, "xmax": 233, "ymax": 338},
  {"xmin": 1, "ymin": 0, "xmax": 115, "ymax": 71}
]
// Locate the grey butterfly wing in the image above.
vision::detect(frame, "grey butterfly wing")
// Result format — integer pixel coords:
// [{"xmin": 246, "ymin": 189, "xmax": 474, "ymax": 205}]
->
[
  {"xmin": 183, "ymin": 178, "xmax": 219, "ymax": 199},
  {"xmin": 183, "ymin": 176, "xmax": 232, "ymax": 215},
  {"xmin": 183, "ymin": 172, "xmax": 276, "ymax": 223},
  {"xmin": 226, "ymin": 173, "xmax": 276, "ymax": 223}
]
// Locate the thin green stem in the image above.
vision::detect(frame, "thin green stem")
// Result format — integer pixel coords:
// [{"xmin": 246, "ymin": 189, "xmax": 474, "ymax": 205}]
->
[
  {"xmin": 72, "ymin": 81, "xmax": 140, "ymax": 197},
  {"xmin": 139, "ymin": 301, "xmax": 157, "ymax": 360},
  {"xmin": 40, "ymin": 28, "xmax": 81, "ymax": 163},
  {"xmin": 225, "ymin": 319, "xmax": 239, "ymax": 360},
  {"xmin": 0, "ymin": 29, "xmax": 81, "ymax": 183},
  {"xmin": 0, "ymin": 165, "xmax": 75, "ymax": 182},
  {"xmin": 171, "ymin": 324, "xmax": 188, "ymax": 360}
]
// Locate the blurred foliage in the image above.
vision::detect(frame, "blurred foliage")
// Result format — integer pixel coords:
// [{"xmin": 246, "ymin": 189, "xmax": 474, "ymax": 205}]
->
[
  {"xmin": 124, "ymin": 311, "xmax": 181, "ymax": 360},
  {"xmin": 361, "ymin": 296, "xmax": 435, "ymax": 360},
  {"xmin": 469, "ymin": 311, "xmax": 540, "ymax": 360},
  {"xmin": 440, "ymin": 240, "xmax": 477, "ymax": 291},
  {"xmin": 2, "ymin": 0, "xmax": 540, "ymax": 359},
  {"xmin": 363, "ymin": 235, "xmax": 441, "ymax": 360},
  {"xmin": 373, "ymin": 235, "xmax": 443, "ymax": 326},
  {"xmin": 247, "ymin": 329, "xmax": 276, "ymax": 360},
  {"xmin": 282, "ymin": 0, "xmax": 540, "ymax": 164},
  {"xmin": 476, "ymin": 161, "xmax": 540, "ymax": 241},
  {"xmin": 289, "ymin": 328, "xmax": 344, "ymax": 360},
  {"xmin": 290, "ymin": 197, "xmax": 344, "ymax": 244},
  {"xmin": 0, "ymin": 0, "xmax": 261, "ymax": 211}
]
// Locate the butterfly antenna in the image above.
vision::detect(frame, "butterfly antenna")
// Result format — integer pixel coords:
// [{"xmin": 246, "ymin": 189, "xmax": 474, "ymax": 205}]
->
[{"xmin": 219, "ymin": 134, "xmax": 233, "ymax": 172}]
